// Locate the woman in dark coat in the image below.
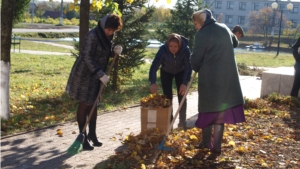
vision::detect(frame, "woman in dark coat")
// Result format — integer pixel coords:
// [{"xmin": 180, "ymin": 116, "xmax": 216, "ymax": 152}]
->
[
  {"xmin": 149, "ymin": 33, "xmax": 192, "ymax": 130},
  {"xmin": 66, "ymin": 14, "xmax": 123, "ymax": 150},
  {"xmin": 290, "ymin": 37, "xmax": 300, "ymax": 98},
  {"xmin": 190, "ymin": 9, "xmax": 245, "ymax": 158}
]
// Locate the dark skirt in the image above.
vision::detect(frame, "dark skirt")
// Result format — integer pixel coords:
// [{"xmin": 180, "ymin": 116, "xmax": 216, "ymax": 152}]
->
[{"xmin": 195, "ymin": 104, "xmax": 245, "ymax": 128}]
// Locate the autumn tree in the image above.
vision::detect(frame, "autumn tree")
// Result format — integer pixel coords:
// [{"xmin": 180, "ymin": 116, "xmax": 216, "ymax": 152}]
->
[
  {"xmin": 150, "ymin": 7, "xmax": 171, "ymax": 23},
  {"xmin": 154, "ymin": 0, "xmax": 202, "ymax": 50},
  {"xmin": 283, "ymin": 23, "xmax": 300, "ymax": 47},
  {"xmin": 247, "ymin": 7, "xmax": 287, "ymax": 47}
]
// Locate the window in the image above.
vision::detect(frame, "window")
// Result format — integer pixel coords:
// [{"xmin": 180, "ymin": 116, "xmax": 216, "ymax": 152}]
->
[
  {"xmin": 239, "ymin": 2, "xmax": 246, "ymax": 10},
  {"xmin": 226, "ymin": 15, "xmax": 233, "ymax": 23},
  {"xmin": 291, "ymin": 20, "xmax": 298, "ymax": 28},
  {"xmin": 238, "ymin": 16, "xmax": 245, "ymax": 24},
  {"xmin": 252, "ymin": 3, "xmax": 259, "ymax": 11},
  {"xmin": 279, "ymin": 4, "xmax": 286, "ymax": 10},
  {"xmin": 204, "ymin": 0, "xmax": 210, "ymax": 5},
  {"xmin": 264, "ymin": 3, "xmax": 270, "ymax": 8},
  {"xmin": 227, "ymin": 1, "xmax": 234, "ymax": 10},
  {"xmin": 215, "ymin": 1, "xmax": 222, "ymax": 9},
  {"xmin": 292, "ymin": 5, "xmax": 298, "ymax": 13}
]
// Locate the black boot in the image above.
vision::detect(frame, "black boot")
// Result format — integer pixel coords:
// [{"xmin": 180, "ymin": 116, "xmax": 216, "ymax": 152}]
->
[
  {"xmin": 206, "ymin": 124, "xmax": 224, "ymax": 160},
  {"xmin": 78, "ymin": 123, "xmax": 94, "ymax": 151},
  {"xmin": 196, "ymin": 125, "xmax": 212, "ymax": 149},
  {"xmin": 88, "ymin": 121, "xmax": 102, "ymax": 147}
]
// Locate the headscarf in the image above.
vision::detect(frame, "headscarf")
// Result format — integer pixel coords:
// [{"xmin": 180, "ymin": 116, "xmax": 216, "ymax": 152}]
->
[
  {"xmin": 192, "ymin": 9, "xmax": 213, "ymax": 27},
  {"xmin": 97, "ymin": 15, "xmax": 113, "ymax": 41},
  {"xmin": 167, "ymin": 33, "xmax": 182, "ymax": 49}
]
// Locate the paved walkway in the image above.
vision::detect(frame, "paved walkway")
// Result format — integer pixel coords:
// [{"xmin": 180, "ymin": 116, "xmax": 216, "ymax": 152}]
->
[{"xmin": 1, "ymin": 76, "xmax": 262, "ymax": 169}]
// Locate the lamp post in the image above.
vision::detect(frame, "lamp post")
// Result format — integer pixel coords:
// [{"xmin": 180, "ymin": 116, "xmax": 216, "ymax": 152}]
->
[
  {"xmin": 271, "ymin": 2, "xmax": 293, "ymax": 56},
  {"xmin": 60, "ymin": 0, "xmax": 64, "ymax": 25}
]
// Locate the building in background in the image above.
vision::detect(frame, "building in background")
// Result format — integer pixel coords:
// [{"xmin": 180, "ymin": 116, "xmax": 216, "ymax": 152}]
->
[{"xmin": 204, "ymin": 0, "xmax": 299, "ymax": 30}]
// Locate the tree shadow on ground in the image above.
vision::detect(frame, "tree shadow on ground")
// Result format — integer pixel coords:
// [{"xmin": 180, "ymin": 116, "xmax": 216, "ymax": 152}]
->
[{"xmin": 1, "ymin": 127, "xmax": 76, "ymax": 169}]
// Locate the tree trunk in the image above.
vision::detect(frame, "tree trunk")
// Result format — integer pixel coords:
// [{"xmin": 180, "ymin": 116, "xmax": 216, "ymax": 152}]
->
[
  {"xmin": 1, "ymin": 0, "xmax": 16, "ymax": 120},
  {"xmin": 79, "ymin": 0, "xmax": 90, "ymax": 51}
]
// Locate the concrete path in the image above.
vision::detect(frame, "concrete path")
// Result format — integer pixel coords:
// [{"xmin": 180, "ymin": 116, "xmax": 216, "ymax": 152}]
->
[
  {"xmin": 1, "ymin": 76, "xmax": 262, "ymax": 169},
  {"xmin": 12, "ymin": 28, "xmax": 79, "ymax": 33},
  {"xmin": 11, "ymin": 49, "xmax": 72, "ymax": 55}
]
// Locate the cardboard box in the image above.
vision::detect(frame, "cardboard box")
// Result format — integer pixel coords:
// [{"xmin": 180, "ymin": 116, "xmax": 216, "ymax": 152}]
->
[{"xmin": 141, "ymin": 106, "xmax": 172, "ymax": 133}]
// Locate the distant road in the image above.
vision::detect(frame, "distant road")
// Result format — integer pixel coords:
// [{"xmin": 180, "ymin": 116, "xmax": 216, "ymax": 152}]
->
[{"xmin": 12, "ymin": 28, "xmax": 79, "ymax": 33}]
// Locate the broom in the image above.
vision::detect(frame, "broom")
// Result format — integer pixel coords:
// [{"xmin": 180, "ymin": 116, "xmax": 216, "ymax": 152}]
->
[
  {"xmin": 150, "ymin": 71, "xmax": 197, "ymax": 163},
  {"xmin": 67, "ymin": 54, "xmax": 119, "ymax": 155}
]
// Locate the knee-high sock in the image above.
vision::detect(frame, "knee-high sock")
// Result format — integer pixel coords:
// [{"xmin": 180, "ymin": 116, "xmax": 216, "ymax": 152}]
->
[{"xmin": 213, "ymin": 124, "xmax": 224, "ymax": 151}]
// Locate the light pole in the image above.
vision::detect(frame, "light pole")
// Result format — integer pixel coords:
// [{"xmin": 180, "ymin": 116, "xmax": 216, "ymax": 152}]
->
[
  {"xmin": 271, "ymin": 2, "xmax": 293, "ymax": 56},
  {"xmin": 60, "ymin": 0, "xmax": 64, "ymax": 25},
  {"xmin": 31, "ymin": 0, "xmax": 35, "ymax": 23}
]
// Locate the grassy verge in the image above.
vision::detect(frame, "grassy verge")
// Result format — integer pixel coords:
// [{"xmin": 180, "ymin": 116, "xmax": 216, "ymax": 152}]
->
[{"xmin": 235, "ymin": 52, "xmax": 294, "ymax": 67}]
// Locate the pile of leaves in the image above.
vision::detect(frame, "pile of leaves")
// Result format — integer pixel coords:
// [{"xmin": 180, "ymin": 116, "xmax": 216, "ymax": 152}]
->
[
  {"xmin": 141, "ymin": 94, "xmax": 172, "ymax": 108},
  {"xmin": 97, "ymin": 94, "xmax": 300, "ymax": 169}
]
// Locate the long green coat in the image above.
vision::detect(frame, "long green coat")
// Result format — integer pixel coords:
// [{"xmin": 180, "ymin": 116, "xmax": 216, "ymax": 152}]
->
[{"xmin": 190, "ymin": 18, "xmax": 244, "ymax": 113}]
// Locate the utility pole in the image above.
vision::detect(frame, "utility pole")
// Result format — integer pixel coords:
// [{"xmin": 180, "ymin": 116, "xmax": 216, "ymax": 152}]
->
[{"xmin": 60, "ymin": 0, "xmax": 64, "ymax": 25}]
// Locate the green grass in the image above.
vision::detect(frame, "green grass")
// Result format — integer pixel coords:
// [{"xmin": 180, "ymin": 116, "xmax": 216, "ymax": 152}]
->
[{"xmin": 235, "ymin": 52, "xmax": 294, "ymax": 67}]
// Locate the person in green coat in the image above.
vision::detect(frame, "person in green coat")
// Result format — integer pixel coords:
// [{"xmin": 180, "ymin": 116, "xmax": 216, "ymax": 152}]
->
[{"xmin": 190, "ymin": 9, "xmax": 245, "ymax": 159}]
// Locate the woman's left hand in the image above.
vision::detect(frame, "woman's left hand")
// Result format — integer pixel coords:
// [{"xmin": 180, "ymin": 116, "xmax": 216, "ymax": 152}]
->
[{"xmin": 179, "ymin": 84, "xmax": 187, "ymax": 96}]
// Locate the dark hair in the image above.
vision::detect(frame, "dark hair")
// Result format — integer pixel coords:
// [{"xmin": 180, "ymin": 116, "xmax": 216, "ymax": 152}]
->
[
  {"xmin": 232, "ymin": 25, "xmax": 244, "ymax": 37},
  {"xmin": 105, "ymin": 14, "xmax": 123, "ymax": 31}
]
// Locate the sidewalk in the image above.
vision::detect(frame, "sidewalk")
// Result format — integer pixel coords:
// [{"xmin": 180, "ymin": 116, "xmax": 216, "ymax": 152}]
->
[{"xmin": 0, "ymin": 76, "xmax": 262, "ymax": 169}]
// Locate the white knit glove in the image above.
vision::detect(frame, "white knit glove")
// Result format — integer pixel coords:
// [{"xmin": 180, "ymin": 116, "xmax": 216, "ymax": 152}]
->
[
  {"xmin": 99, "ymin": 74, "xmax": 109, "ymax": 86},
  {"xmin": 114, "ymin": 45, "xmax": 123, "ymax": 55}
]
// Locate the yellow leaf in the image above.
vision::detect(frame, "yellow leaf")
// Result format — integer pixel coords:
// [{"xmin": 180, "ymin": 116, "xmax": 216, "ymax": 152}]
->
[
  {"xmin": 261, "ymin": 162, "xmax": 268, "ymax": 167},
  {"xmin": 141, "ymin": 164, "xmax": 146, "ymax": 169},
  {"xmin": 74, "ymin": 6, "xmax": 79, "ymax": 12},
  {"xmin": 189, "ymin": 135, "xmax": 198, "ymax": 140},
  {"xmin": 228, "ymin": 140, "xmax": 235, "ymax": 147},
  {"xmin": 96, "ymin": 1, "xmax": 102, "ymax": 10},
  {"xmin": 69, "ymin": 3, "xmax": 75, "ymax": 10},
  {"xmin": 125, "ymin": 135, "xmax": 129, "ymax": 140}
]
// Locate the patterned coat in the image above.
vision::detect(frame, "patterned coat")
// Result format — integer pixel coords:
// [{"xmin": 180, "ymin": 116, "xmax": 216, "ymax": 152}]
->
[
  {"xmin": 190, "ymin": 17, "xmax": 244, "ymax": 113},
  {"xmin": 66, "ymin": 23, "xmax": 113, "ymax": 105}
]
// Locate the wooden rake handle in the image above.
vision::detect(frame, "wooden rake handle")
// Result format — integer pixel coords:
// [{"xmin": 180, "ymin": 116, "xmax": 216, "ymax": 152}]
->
[{"xmin": 81, "ymin": 54, "xmax": 119, "ymax": 133}]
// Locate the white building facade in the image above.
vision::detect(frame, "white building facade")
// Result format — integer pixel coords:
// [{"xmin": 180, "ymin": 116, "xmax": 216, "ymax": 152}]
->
[{"xmin": 204, "ymin": 0, "xmax": 300, "ymax": 29}]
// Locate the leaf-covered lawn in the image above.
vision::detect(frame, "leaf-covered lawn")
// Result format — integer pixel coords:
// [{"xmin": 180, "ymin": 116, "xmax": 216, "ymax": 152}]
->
[{"xmin": 96, "ymin": 94, "xmax": 300, "ymax": 169}]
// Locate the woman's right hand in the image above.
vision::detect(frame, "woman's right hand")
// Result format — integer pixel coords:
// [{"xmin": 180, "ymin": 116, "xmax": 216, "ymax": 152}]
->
[{"xmin": 150, "ymin": 84, "xmax": 157, "ymax": 94}]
